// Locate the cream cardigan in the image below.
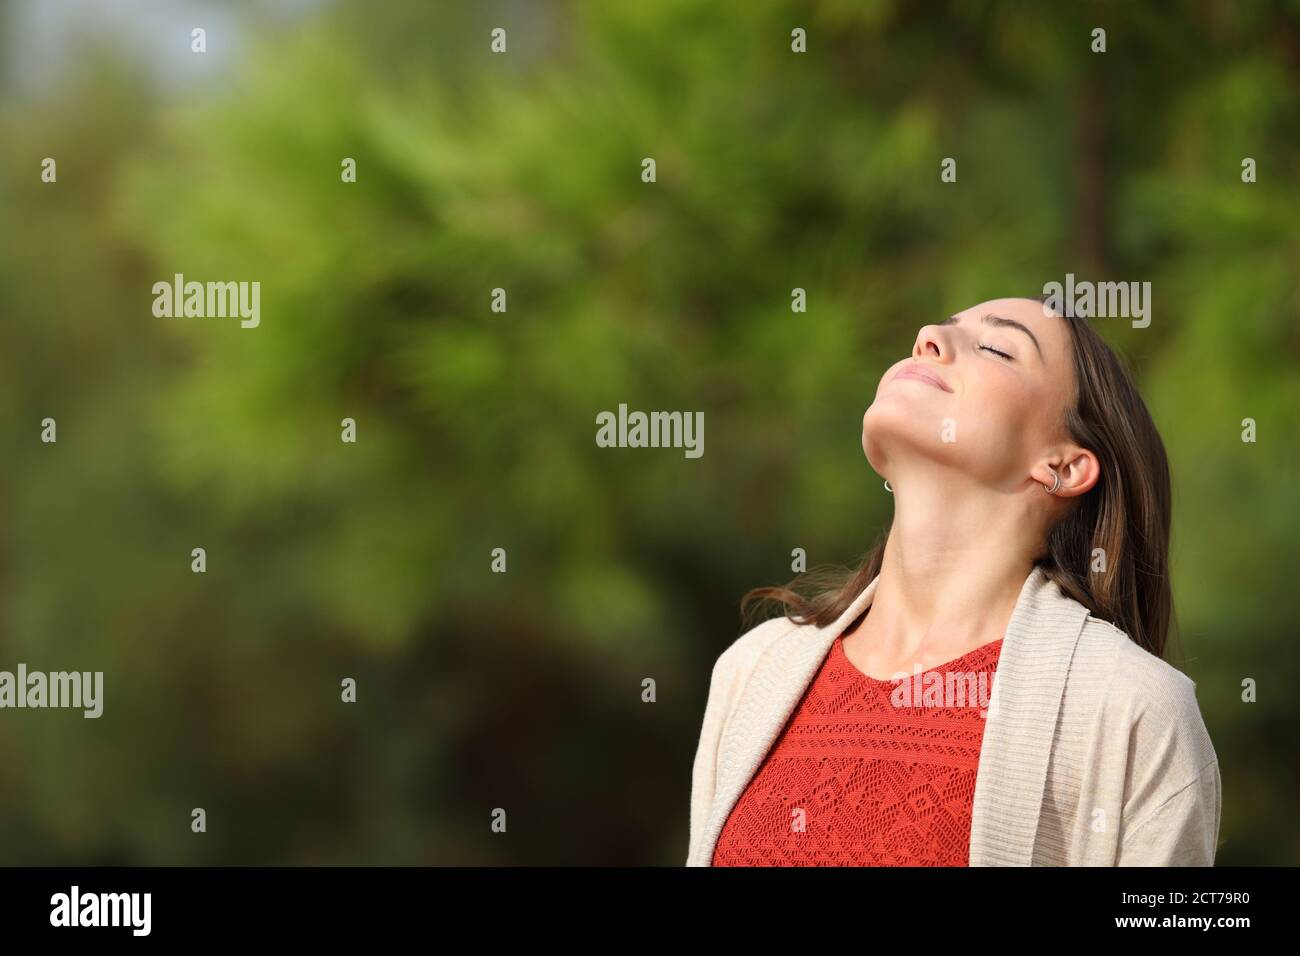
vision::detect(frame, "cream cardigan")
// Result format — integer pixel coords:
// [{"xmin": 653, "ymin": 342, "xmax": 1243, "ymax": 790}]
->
[{"xmin": 687, "ymin": 566, "xmax": 1222, "ymax": 866}]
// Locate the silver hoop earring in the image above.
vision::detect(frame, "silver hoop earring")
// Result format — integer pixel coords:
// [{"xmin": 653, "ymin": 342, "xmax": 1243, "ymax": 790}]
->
[
  {"xmin": 1044, "ymin": 470, "xmax": 1061, "ymax": 495},
  {"xmin": 884, "ymin": 480, "xmax": 893, "ymax": 493}
]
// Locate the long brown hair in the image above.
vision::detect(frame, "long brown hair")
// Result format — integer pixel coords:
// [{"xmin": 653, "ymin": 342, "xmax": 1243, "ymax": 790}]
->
[{"xmin": 741, "ymin": 296, "xmax": 1178, "ymax": 660}]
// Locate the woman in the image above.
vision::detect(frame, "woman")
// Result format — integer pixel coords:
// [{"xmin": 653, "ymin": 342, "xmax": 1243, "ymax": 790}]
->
[{"xmin": 687, "ymin": 296, "xmax": 1221, "ymax": 866}]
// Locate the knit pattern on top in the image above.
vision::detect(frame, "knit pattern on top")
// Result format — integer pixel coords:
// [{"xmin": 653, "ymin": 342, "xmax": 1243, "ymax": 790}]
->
[{"xmin": 710, "ymin": 633, "xmax": 1004, "ymax": 866}]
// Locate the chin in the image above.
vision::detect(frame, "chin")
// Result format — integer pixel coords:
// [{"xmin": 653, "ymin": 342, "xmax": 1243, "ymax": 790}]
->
[
  {"xmin": 861, "ymin": 402, "xmax": 893, "ymax": 472},
  {"xmin": 862, "ymin": 397, "xmax": 958, "ymax": 472},
  {"xmin": 862, "ymin": 394, "xmax": 909, "ymax": 438}
]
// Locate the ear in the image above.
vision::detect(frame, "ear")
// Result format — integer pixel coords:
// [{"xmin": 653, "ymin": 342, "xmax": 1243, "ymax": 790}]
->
[{"xmin": 1044, "ymin": 446, "xmax": 1100, "ymax": 498}]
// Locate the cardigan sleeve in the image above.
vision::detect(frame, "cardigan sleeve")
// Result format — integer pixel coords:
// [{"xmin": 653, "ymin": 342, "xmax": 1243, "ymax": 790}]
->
[
  {"xmin": 687, "ymin": 651, "xmax": 733, "ymax": 866},
  {"xmin": 1103, "ymin": 644, "xmax": 1222, "ymax": 866},
  {"xmin": 1116, "ymin": 758, "xmax": 1221, "ymax": 865},
  {"xmin": 686, "ymin": 616, "xmax": 800, "ymax": 864}
]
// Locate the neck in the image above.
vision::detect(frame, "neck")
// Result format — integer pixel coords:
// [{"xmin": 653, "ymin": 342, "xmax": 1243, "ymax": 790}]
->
[{"xmin": 864, "ymin": 464, "xmax": 1047, "ymax": 655}]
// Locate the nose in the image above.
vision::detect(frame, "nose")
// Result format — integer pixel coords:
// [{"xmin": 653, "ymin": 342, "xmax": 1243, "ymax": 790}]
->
[{"xmin": 913, "ymin": 323, "xmax": 950, "ymax": 362}]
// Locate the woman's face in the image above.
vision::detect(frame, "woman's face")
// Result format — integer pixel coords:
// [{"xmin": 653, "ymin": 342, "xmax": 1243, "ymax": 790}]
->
[{"xmin": 862, "ymin": 297, "xmax": 1078, "ymax": 490}]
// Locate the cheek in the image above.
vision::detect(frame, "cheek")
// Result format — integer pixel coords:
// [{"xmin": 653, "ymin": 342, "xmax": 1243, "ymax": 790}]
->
[
  {"xmin": 987, "ymin": 376, "xmax": 1031, "ymax": 422},
  {"xmin": 971, "ymin": 379, "xmax": 1052, "ymax": 457},
  {"xmin": 950, "ymin": 373, "xmax": 1033, "ymax": 450}
]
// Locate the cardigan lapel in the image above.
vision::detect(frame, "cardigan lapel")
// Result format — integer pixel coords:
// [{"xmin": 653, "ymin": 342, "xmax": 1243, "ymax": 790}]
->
[
  {"xmin": 697, "ymin": 575, "xmax": 881, "ymax": 865},
  {"xmin": 967, "ymin": 567, "xmax": 1089, "ymax": 865},
  {"xmin": 697, "ymin": 565, "xmax": 1088, "ymax": 867}
]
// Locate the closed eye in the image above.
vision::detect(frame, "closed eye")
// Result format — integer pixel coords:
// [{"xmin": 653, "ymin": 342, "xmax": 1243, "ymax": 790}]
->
[{"xmin": 979, "ymin": 344, "xmax": 1014, "ymax": 361}]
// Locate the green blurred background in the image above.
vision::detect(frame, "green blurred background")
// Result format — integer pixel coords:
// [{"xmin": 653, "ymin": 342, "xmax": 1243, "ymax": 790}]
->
[{"xmin": 1, "ymin": 0, "xmax": 1297, "ymax": 865}]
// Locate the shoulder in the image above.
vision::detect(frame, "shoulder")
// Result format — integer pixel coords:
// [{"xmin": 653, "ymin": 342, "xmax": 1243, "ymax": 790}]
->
[
  {"xmin": 1033, "ymin": 572, "xmax": 1201, "ymax": 706},
  {"xmin": 1076, "ymin": 616, "xmax": 1205, "ymax": 723},
  {"xmin": 711, "ymin": 613, "xmax": 802, "ymax": 683}
]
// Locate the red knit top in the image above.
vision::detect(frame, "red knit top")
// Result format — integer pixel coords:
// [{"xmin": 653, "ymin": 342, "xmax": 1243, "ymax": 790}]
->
[{"xmin": 710, "ymin": 632, "xmax": 1004, "ymax": 866}]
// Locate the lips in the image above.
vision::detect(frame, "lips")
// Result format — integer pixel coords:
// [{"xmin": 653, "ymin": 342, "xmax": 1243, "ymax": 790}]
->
[{"xmin": 892, "ymin": 363, "xmax": 953, "ymax": 392}]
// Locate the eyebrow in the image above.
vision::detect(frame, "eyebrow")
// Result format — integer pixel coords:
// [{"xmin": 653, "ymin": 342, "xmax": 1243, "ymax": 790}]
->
[{"xmin": 940, "ymin": 313, "xmax": 1044, "ymax": 360}]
